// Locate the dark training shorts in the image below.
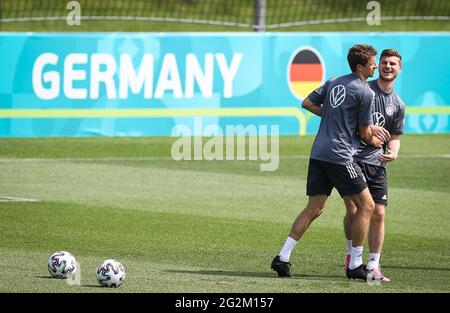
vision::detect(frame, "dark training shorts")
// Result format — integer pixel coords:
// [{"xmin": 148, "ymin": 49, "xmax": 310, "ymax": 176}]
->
[
  {"xmin": 357, "ymin": 161, "xmax": 388, "ymax": 205},
  {"xmin": 306, "ymin": 158, "xmax": 368, "ymax": 197}
]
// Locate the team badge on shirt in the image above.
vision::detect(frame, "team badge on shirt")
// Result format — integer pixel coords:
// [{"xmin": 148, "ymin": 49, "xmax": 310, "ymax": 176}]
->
[{"xmin": 386, "ymin": 104, "xmax": 395, "ymax": 116}]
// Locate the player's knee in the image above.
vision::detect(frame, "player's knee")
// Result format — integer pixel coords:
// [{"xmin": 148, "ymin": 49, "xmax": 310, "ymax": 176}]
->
[
  {"xmin": 314, "ymin": 207, "xmax": 324, "ymax": 218},
  {"xmin": 345, "ymin": 205, "xmax": 357, "ymax": 216},
  {"xmin": 305, "ymin": 205, "xmax": 324, "ymax": 219},
  {"xmin": 372, "ymin": 208, "xmax": 385, "ymax": 223},
  {"xmin": 359, "ymin": 199, "xmax": 375, "ymax": 216}
]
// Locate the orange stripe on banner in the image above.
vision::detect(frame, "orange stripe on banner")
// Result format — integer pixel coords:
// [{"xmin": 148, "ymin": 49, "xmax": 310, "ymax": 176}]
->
[{"xmin": 290, "ymin": 64, "xmax": 323, "ymax": 81}]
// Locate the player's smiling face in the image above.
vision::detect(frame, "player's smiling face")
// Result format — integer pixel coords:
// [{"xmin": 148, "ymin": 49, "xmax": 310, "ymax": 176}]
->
[{"xmin": 379, "ymin": 56, "xmax": 402, "ymax": 82}]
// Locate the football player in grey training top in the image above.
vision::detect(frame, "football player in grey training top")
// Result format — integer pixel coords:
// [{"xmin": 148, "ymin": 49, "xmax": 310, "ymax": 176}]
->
[
  {"xmin": 343, "ymin": 49, "xmax": 405, "ymax": 283},
  {"xmin": 271, "ymin": 44, "xmax": 390, "ymax": 280}
]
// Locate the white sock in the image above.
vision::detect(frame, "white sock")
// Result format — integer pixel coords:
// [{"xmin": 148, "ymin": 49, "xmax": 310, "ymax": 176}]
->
[
  {"xmin": 346, "ymin": 239, "xmax": 352, "ymax": 255},
  {"xmin": 349, "ymin": 246, "xmax": 364, "ymax": 270},
  {"xmin": 279, "ymin": 236, "xmax": 297, "ymax": 262},
  {"xmin": 367, "ymin": 253, "xmax": 380, "ymax": 270}
]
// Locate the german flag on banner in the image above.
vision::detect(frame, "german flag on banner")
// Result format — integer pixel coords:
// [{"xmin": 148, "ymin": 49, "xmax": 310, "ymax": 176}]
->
[{"xmin": 288, "ymin": 48, "xmax": 324, "ymax": 100}]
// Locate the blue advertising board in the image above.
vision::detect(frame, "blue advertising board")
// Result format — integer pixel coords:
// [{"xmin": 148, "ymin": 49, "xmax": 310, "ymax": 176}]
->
[{"xmin": 0, "ymin": 32, "xmax": 449, "ymax": 137}]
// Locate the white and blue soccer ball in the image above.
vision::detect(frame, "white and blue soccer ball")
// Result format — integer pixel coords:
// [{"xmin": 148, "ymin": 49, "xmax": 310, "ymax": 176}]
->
[
  {"xmin": 96, "ymin": 259, "xmax": 126, "ymax": 287},
  {"xmin": 48, "ymin": 251, "xmax": 78, "ymax": 279}
]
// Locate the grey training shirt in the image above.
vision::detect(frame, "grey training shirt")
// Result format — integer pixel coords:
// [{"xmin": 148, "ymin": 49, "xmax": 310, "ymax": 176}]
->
[
  {"xmin": 353, "ymin": 79, "xmax": 406, "ymax": 167},
  {"xmin": 307, "ymin": 73, "xmax": 374, "ymax": 165}
]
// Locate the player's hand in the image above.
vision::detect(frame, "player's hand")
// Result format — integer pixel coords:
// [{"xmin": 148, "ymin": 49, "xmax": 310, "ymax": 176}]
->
[
  {"xmin": 378, "ymin": 148, "xmax": 397, "ymax": 163},
  {"xmin": 371, "ymin": 136, "xmax": 384, "ymax": 148},
  {"xmin": 371, "ymin": 125, "xmax": 391, "ymax": 143}
]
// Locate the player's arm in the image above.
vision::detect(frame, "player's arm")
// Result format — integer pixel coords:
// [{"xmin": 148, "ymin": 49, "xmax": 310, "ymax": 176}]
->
[
  {"xmin": 302, "ymin": 79, "xmax": 333, "ymax": 117},
  {"xmin": 301, "ymin": 97, "xmax": 322, "ymax": 116},
  {"xmin": 379, "ymin": 97, "xmax": 405, "ymax": 162},
  {"xmin": 358, "ymin": 125, "xmax": 384, "ymax": 148},
  {"xmin": 378, "ymin": 134, "xmax": 401, "ymax": 163}
]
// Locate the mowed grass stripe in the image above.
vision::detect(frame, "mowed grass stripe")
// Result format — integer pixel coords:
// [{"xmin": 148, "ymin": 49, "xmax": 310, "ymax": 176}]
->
[
  {"xmin": 0, "ymin": 159, "xmax": 305, "ymax": 223},
  {"xmin": 1, "ymin": 135, "xmax": 449, "ymax": 159}
]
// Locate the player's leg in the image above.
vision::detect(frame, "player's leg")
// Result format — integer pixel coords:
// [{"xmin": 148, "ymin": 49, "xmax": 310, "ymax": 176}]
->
[
  {"xmin": 363, "ymin": 163, "xmax": 390, "ymax": 282},
  {"xmin": 367, "ymin": 203, "xmax": 390, "ymax": 282},
  {"xmin": 345, "ymin": 188, "xmax": 375, "ymax": 268},
  {"xmin": 316, "ymin": 160, "xmax": 372, "ymax": 280},
  {"xmin": 343, "ymin": 197, "xmax": 357, "ymax": 271},
  {"xmin": 272, "ymin": 194, "xmax": 328, "ymax": 277},
  {"xmin": 271, "ymin": 159, "xmax": 332, "ymax": 277},
  {"xmin": 368, "ymin": 203, "xmax": 385, "ymax": 260},
  {"xmin": 289, "ymin": 194, "xmax": 328, "ymax": 240}
]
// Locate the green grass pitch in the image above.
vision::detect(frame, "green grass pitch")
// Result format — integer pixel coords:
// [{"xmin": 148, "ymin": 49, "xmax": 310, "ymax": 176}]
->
[{"xmin": 0, "ymin": 135, "xmax": 449, "ymax": 293}]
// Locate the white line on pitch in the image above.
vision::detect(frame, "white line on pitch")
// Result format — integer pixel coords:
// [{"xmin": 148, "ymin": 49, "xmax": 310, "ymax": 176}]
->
[
  {"xmin": 0, "ymin": 154, "xmax": 449, "ymax": 163},
  {"xmin": 0, "ymin": 196, "xmax": 39, "ymax": 202},
  {"xmin": 0, "ymin": 157, "xmax": 172, "ymax": 162}
]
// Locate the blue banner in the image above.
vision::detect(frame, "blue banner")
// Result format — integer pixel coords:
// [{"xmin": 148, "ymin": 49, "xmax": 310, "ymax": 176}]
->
[{"xmin": 0, "ymin": 32, "xmax": 449, "ymax": 137}]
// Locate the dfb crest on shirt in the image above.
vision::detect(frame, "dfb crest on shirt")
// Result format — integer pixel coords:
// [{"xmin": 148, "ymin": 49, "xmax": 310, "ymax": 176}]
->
[
  {"xmin": 329, "ymin": 85, "xmax": 346, "ymax": 108},
  {"xmin": 385, "ymin": 103, "xmax": 395, "ymax": 116},
  {"xmin": 372, "ymin": 112, "xmax": 385, "ymax": 126}
]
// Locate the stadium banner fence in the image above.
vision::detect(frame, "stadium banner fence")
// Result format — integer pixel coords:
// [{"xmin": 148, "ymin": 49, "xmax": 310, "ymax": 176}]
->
[{"xmin": 0, "ymin": 32, "xmax": 449, "ymax": 137}]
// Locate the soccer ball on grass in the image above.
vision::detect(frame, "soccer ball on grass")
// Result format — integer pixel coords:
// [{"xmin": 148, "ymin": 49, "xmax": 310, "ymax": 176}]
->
[
  {"xmin": 96, "ymin": 259, "xmax": 126, "ymax": 287},
  {"xmin": 47, "ymin": 251, "xmax": 78, "ymax": 279}
]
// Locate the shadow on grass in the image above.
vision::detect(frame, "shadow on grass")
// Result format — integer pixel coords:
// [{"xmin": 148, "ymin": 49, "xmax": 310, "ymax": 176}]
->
[
  {"xmin": 82, "ymin": 284, "xmax": 103, "ymax": 288},
  {"xmin": 35, "ymin": 275, "xmax": 56, "ymax": 279},
  {"xmin": 35, "ymin": 276, "xmax": 103, "ymax": 288},
  {"xmin": 165, "ymin": 269, "xmax": 345, "ymax": 281},
  {"xmin": 382, "ymin": 265, "xmax": 450, "ymax": 272}
]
